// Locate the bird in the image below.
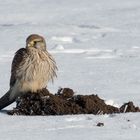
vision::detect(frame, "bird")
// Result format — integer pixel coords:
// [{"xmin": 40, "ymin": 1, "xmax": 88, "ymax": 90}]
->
[{"xmin": 0, "ymin": 34, "xmax": 57, "ymax": 110}]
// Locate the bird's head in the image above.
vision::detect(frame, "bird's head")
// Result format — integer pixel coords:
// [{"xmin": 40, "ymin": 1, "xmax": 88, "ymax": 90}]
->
[{"xmin": 26, "ymin": 34, "xmax": 46, "ymax": 51}]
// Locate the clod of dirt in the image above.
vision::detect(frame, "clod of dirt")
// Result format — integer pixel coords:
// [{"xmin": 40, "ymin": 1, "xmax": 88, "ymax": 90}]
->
[
  {"xmin": 96, "ymin": 122, "xmax": 104, "ymax": 127},
  {"xmin": 56, "ymin": 88, "xmax": 74, "ymax": 99},
  {"xmin": 120, "ymin": 102, "xmax": 140, "ymax": 113},
  {"xmin": 8, "ymin": 88, "xmax": 140, "ymax": 115}
]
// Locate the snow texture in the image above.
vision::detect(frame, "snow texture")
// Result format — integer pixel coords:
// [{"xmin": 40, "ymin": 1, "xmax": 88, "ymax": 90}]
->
[{"xmin": 0, "ymin": 0, "xmax": 140, "ymax": 139}]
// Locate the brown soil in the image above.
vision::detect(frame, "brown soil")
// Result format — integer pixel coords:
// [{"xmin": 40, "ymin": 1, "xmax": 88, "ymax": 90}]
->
[
  {"xmin": 8, "ymin": 88, "xmax": 140, "ymax": 115},
  {"xmin": 96, "ymin": 122, "xmax": 104, "ymax": 127}
]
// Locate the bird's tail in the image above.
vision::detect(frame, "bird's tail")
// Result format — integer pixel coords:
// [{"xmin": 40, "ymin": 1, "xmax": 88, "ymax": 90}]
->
[{"xmin": 0, "ymin": 89, "xmax": 16, "ymax": 110}]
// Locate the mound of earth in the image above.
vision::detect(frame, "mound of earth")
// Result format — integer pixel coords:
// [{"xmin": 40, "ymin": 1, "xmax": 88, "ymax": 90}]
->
[{"xmin": 8, "ymin": 88, "xmax": 140, "ymax": 115}]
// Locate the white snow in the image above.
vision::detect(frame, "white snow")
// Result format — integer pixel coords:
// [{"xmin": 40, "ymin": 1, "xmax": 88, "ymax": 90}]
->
[
  {"xmin": 0, "ymin": 0, "xmax": 140, "ymax": 139},
  {"xmin": 105, "ymin": 100, "xmax": 119, "ymax": 108},
  {"xmin": 0, "ymin": 113, "xmax": 140, "ymax": 140},
  {"xmin": 53, "ymin": 44, "xmax": 65, "ymax": 50},
  {"xmin": 51, "ymin": 36, "xmax": 73, "ymax": 43}
]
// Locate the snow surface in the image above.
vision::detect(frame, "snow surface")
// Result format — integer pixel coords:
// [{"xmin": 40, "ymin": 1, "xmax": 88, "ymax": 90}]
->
[{"xmin": 0, "ymin": 0, "xmax": 140, "ymax": 139}]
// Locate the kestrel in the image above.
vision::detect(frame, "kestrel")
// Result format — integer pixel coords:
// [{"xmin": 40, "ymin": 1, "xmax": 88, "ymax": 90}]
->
[{"xmin": 0, "ymin": 34, "xmax": 57, "ymax": 110}]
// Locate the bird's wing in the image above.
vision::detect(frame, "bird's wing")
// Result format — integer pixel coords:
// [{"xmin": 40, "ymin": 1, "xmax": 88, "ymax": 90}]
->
[{"xmin": 10, "ymin": 48, "xmax": 28, "ymax": 87}]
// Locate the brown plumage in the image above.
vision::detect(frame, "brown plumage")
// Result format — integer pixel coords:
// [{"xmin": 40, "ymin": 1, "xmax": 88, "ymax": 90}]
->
[{"xmin": 0, "ymin": 34, "xmax": 57, "ymax": 110}]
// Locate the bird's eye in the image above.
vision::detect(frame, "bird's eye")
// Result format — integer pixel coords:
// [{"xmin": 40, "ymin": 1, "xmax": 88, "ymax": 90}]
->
[
  {"xmin": 34, "ymin": 41, "xmax": 37, "ymax": 44},
  {"xmin": 34, "ymin": 40, "xmax": 42, "ymax": 44}
]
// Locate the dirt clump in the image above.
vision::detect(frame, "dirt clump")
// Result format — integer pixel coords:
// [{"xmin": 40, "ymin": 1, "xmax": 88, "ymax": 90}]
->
[
  {"xmin": 8, "ymin": 88, "xmax": 140, "ymax": 115},
  {"xmin": 120, "ymin": 102, "xmax": 140, "ymax": 113},
  {"xmin": 96, "ymin": 122, "xmax": 104, "ymax": 127}
]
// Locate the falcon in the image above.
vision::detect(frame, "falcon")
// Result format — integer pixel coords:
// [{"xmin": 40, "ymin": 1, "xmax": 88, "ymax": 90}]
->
[{"xmin": 0, "ymin": 34, "xmax": 57, "ymax": 110}]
